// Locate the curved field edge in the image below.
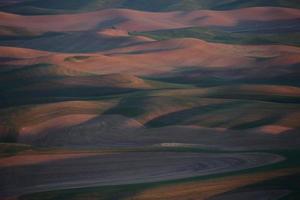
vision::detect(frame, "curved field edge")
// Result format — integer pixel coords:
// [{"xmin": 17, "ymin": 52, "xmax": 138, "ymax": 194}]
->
[
  {"xmin": 1, "ymin": 82, "xmax": 300, "ymax": 144},
  {"xmin": 15, "ymin": 149, "xmax": 300, "ymax": 200},
  {"xmin": 130, "ymin": 27, "xmax": 300, "ymax": 47}
]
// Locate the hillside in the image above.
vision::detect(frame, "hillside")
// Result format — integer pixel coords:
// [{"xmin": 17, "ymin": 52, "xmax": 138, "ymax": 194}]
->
[
  {"xmin": 0, "ymin": 2, "xmax": 300, "ymax": 200},
  {"xmin": 1, "ymin": 0, "xmax": 300, "ymax": 14}
]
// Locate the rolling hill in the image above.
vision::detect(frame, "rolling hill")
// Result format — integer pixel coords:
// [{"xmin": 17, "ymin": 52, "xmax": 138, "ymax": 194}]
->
[
  {"xmin": 132, "ymin": 26, "xmax": 300, "ymax": 47},
  {"xmin": 0, "ymin": 2, "xmax": 300, "ymax": 200},
  {"xmin": 1, "ymin": 0, "xmax": 300, "ymax": 14},
  {"xmin": 1, "ymin": 7, "xmax": 300, "ymax": 33}
]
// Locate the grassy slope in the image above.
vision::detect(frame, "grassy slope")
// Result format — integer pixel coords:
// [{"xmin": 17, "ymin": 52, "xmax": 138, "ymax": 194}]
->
[
  {"xmin": 0, "ymin": 69, "xmax": 189, "ymax": 142},
  {"xmin": 3, "ymin": 28, "xmax": 300, "ymax": 53},
  {"xmin": 131, "ymin": 27, "xmax": 300, "ymax": 47},
  {"xmin": 212, "ymin": 173, "xmax": 300, "ymax": 200},
  {"xmin": 0, "ymin": 31, "xmax": 148, "ymax": 53},
  {"xmin": 0, "ymin": 2, "xmax": 299, "ymax": 200},
  {"xmin": 1, "ymin": 0, "xmax": 300, "ymax": 14},
  {"xmin": 3, "ymin": 82, "xmax": 300, "ymax": 142},
  {"xmin": 3, "ymin": 81, "xmax": 299, "ymax": 142},
  {"xmin": 147, "ymin": 65, "xmax": 300, "ymax": 87},
  {"xmin": 0, "ymin": 143, "xmax": 32, "ymax": 157},
  {"xmin": 0, "ymin": 59, "xmax": 187, "ymax": 107},
  {"xmin": 105, "ymin": 86, "xmax": 300, "ymax": 129},
  {"xmin": 0, "ymin": 25, "xmax": 38, "ymax": 37}
]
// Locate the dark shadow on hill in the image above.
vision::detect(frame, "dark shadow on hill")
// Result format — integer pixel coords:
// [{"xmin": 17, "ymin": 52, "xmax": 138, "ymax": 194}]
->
[
  {"xmin": 209, "ymin": 173, "xmax": 300, "ymax": 200},
  {"xmin": 145, "ymin": 64, "xmax": 300, "ymax": 87},
  {"xmin": 0, "ymin": 31, "xmax": 149, "ymax": 53}
]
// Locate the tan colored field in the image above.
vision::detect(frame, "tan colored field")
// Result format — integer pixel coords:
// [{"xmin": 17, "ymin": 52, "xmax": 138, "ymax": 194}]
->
[
  {"xmin": 0, "ymin": 7, "xmax": 299, "ymax": 33},
  {"xmin": 97, "ymin": 28, "xmax": 130, "ymax": 37},
  {"xmin": 0, "ymin": 46, "xmax": 49, "ymax": 58},
  {"xmin": 0, "ymin": 100, "xmax": 117, "ymax": 139},
  {"xmin": 19, "ymin": 114, "xmax": 97, "ymax": 136},
  {"xmin": 0, "ymin": 3, "xmax": 300, "ymax": 200},
  {"xmin": 14, "ymin": 74, "xmax": 154, "ymax": 92},
  {"xmin": 0, "ymin": 152, "xmax": 106, "ymax": 168},
  {"xmin": 256, "ymin": 125, "xmax": 293, "ymax": 134},
  {"xmin": 0, "ymin": 0, "xmax": 300, "ymax": 200},
  {"xmin": 129, "ymin": 168, "xmax": 299, "ymax": 200},
  {"xmin": 1, "ymin": 38, "xmax": 300, "ymax": 76},
  {"xmin": 2, "ymin": 83, "xmax": 300, "ymax": 143}
]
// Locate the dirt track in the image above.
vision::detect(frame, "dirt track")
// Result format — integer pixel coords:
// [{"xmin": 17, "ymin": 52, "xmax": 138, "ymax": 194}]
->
[{"xmin": 0, "ymin": 152, "xmax": 284, "ymax": 198}]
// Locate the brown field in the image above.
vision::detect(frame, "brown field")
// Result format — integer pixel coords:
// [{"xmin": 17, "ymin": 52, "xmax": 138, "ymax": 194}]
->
[
  {"xmin": 0, "ymin": 152, "xmax": 106, "ymax": 168},
  {"xmin": 1, "ymin": 38, "xmax": 300, "ymax": 76},
  {"xmin": 0, "ymin": 3, "xmax": 299, "ymax": 200},
  {"xmin": 0, "ymin": 7, "xmax": 299, "ymax": 33}
]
